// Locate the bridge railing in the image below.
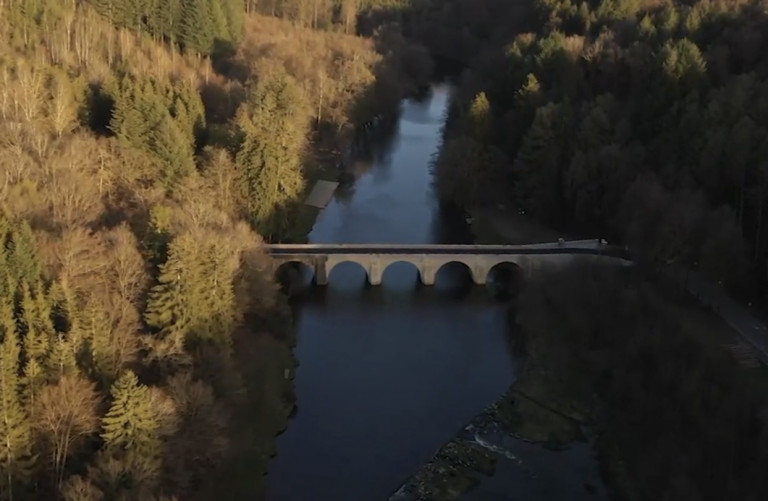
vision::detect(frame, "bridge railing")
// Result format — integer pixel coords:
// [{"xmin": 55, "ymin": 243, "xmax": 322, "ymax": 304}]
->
[{"xmin": 266, "ymin": 239, "xmax": 611, "ymax": 251}]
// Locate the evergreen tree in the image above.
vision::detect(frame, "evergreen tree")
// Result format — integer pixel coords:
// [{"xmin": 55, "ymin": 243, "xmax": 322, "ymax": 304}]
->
[
  {"xmin": 221, "ymin": 0, "xmax": 245, "ymax": 41},
  {"xmin": 168, "ymin": 81, "xmax": 206, "ymax": 150},
  {"xmin": 77, "ymin": 300, "xmax": 120, "ymax": 384},
  {"xmin": 110, "ymin": 76, "xmax": 196, "ymax": 187},
  {"xmin": 661, "ymin": 38, "xmax": 707, "ymax": 93},
  {"xmin": 101, "ymin": 371, "xmax": 162, "ymax": 475},
  {"xmin": 47, "ymin": 334, "xmax": 78, "ymax": 381},
  {"xmin": 514, "ymin": 102, "xmax": 573, "ymax": 225},
  {"xmin": 180, "ymin": 0, "xmax": 215, "ymax": 55},
  {"xmin": 5, "ymin": 221, "xmax": 41, "ymax": 287},
  {"xmin": 196, "ymin": 240, "xmax": 235, "ymax": 345},
  {"xmin": 208, "ymin": 0, "xmax": 229, "ymax": 43},
  {"xmin": 0, "ymin": 293, "xmax": 36, "ymax": 500},
  {"xmin": 150, "ymin": 115, "xmax": 195, "ymax": 187},
  {"xmin": 109, "ymin": 77, "xmax": 165, "ymax": 152},
  {"xmin": 467, "ymin": 92, "xmax": 492, "ymax": 142},
  {"xmin": 144, "ymin": 236, "xmax": 196, "ymax": 357},
  {"xmin": 19, "ymin": 283, "xmax": 55, "ymax": 404},
  {"xmin": 235, "ymin": 72, "xmax": 308, "ymax": 236},
  {"xmin": 145, "ymin": 233, "xmax": 236, "ymax": 353}
]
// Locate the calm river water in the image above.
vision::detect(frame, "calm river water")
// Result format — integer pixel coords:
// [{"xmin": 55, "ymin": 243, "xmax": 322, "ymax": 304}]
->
[{"xmin": 266, "ymin": 85, "xmax": 520, "ymax": 500}]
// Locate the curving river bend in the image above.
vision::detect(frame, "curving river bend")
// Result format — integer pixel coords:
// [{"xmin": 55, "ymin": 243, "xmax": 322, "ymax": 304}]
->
[{"xmin": 266, "ymin": 85, "xmax": 520, "ymax": 500}]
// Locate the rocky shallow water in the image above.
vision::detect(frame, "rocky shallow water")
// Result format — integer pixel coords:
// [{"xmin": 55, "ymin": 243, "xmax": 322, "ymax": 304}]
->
[{"xmin": 389, "ymin": 389, "xmax": 606, "ymax": 501}]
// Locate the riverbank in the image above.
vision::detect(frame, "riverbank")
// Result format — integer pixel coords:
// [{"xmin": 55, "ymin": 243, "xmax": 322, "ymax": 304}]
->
[{"xmin": 202, "ymin": 301, "xmax": 298, "ymax": 499}]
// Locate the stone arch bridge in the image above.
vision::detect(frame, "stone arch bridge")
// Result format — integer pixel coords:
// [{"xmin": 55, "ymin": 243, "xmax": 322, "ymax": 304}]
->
[{"xmin": 267, "ymin": 240, "xmax": 625, "ymax": 286}]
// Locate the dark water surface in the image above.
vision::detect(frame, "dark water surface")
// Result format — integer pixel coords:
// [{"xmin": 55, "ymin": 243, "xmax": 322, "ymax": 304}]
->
[{"xmin": 266, "ymin": 85, "xmax": 519, "ymax": 500}]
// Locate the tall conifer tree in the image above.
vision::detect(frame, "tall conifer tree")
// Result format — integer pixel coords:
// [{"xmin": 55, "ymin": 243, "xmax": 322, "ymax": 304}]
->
[{"xmin": 0, "ymin": 291, "xmax": 36, "ymax": 500}]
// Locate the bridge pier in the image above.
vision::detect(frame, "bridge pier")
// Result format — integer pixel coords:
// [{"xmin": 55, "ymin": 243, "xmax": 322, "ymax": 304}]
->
[
  {"xmin": 367, "ymin": 261, "xmax": 382, "ymax": 286},
  {"xmin": 420, "ymin": 264, "xmax": 437, "ymax": 286},
  {"xmin": 315, "ymin": 260, "xmax": 328, "ymax": 286},
  {"xmin": 472, "ymin": 265, "xmax": 488, "ymax": 285}
]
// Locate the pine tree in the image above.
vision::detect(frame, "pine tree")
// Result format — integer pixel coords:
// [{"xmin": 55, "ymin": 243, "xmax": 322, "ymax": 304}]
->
[
  {"xmin": 19, "ymin": 282, "xmax": 55, "ymax": 404},
  {"xmin": 514, "ymin": 102, "xmax": 572, "ymax": 225},
  {"xmin": 180, "ymin": 0, "xmax": 215, "ymax": 55},
  {"xmin": 168, "ymin": 81, "xmax": 206, "ymax": 149},
  {"xmin": 196, "ymin": 240, "xmax": 235, "ymax": 345},
  {"xmin": 221, "ymin": 0, "xmax": 244, "ymax": 41},
  {"xmin": 145, "ymin": 236, "xmax": 195, "ymax": 353},
  {"xmin": 77, "ymin": 300, "xmax": 122, "ymax": 384},
  {"xmin": 145, "ymin": 232, "xmax": 238, "ymax": 356},
  {"xmin": 47, "ymin": 334, "xmax": 78, "ymax": 381},
  {"xmin": 61, "ymin": 474, "xmax": 104, "ymax": 501},
  {"xmin": 5, "ymin": 221, "xmax": 41, "ymax": 287},
  {"xmin": 101, "ymin": 371, "xmax": 162, "ymax": 476},
  {"xmin": 152, "ymin": 0, "xmax": 184, "ymax": 44},
  {"xmin": 207, "ymin": 0, "xmax": 229, "ymax": 43},
  {"xmin": 109, "ymin": 76, "xmax": 165, "ymax": 154},
  {"xmin": 235, "ymin": 72, "xmax": 307, "ymax": 235},
  {"xmin": 150, "ymin": 115, "xmax": 195, "ymax": 188},
  {"xmin": 0, "ymin": 293, "xmax": 36, "ymax": 500},
  {"xmin": 468, "ymin": 92, "xmax": 492, "ymax": 142}
]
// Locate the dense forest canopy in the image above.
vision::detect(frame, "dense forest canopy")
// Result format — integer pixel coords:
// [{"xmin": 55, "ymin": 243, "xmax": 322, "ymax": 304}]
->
[
  {"xmin": 428, "ymin": 0, "xmax": 768, "ymax": 293},
  {"xmin": 0, "ymin": 1, "xmax": 428, "ymax": 499}
]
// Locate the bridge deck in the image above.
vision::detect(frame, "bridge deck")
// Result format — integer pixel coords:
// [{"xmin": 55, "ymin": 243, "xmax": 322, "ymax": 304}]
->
[{"xmin": 266, "ymin": 240, "xmax": 622, "ymax": 257}]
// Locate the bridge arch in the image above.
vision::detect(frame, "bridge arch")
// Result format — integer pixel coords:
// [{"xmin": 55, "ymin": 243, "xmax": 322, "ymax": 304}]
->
[
  {"xmin": 274, "ymin": 260, "xmax": 314, "ymax": 293},
  {"xmin": 382, "ymin": 260, "xmax": 422, "ymax": 286},
  {"xmin": 326, "ymin": 260, "xmax": 369, "ymax": 286},
  {"xmin": 487, "ymin": 261, "xmax": 524, "ymax": 298},
  {"xmin": 434, "ymin": 261, "xmax": 474, "ymax": 286}
]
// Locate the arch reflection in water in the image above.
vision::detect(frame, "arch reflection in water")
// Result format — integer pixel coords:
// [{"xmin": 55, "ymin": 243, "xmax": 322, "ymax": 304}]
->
[
  {"xmin": 381, "ymin": 261, "xmax": 422, "ymax": 291},
  {"xmin": 326, "ymin": 261, "xmax": 368, "ymax": 292},
  {"xmin": 487, "ymin": 262, "xmax": 524, "ymax": 300},
  {"xmin": 433, "ymin": 261, "xmax": 474, "ymax": 298}
]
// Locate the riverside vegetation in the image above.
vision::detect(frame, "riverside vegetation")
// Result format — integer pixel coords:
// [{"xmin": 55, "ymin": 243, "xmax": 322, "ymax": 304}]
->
[{"xmin": 0, "ymin": 1, "xmax": 431, "ymax": 499}]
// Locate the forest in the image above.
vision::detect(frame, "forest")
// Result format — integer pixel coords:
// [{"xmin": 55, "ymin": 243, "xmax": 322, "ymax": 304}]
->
[
  {"xmin": 0, "ymin": 1, "xmax": 429, "ymax": 499},
  {"xmin": 3, "ymin": 0, "xmax": 768, "ymax": 499},
  {"xmin": 430, "ymin": 0, "xmax": 768, "ymax": 294}
]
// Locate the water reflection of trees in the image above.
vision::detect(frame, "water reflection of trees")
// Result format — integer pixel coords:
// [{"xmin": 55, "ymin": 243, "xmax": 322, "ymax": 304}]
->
[
  {"xmin": 333, "ymin": 117, "xmax": 401, "ymax": 203},
  {"xmin": 429, "ymin": 200, "xmax": 474, "ymax": 244}
]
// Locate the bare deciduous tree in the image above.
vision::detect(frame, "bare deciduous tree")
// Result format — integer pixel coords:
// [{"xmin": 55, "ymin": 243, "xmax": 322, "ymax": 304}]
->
[
  {"xmin": 32, "ymin": 375, "xmax": 100, "ymax": 492},
  {"xmin": 105, "ymin": 225, "xmax": 147, "ymax": 304}
]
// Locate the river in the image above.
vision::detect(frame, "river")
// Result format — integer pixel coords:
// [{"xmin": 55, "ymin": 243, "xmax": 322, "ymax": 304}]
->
[{"xmin": 265, "ymin": 84, "xmax": 520, "ymax": 500}]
